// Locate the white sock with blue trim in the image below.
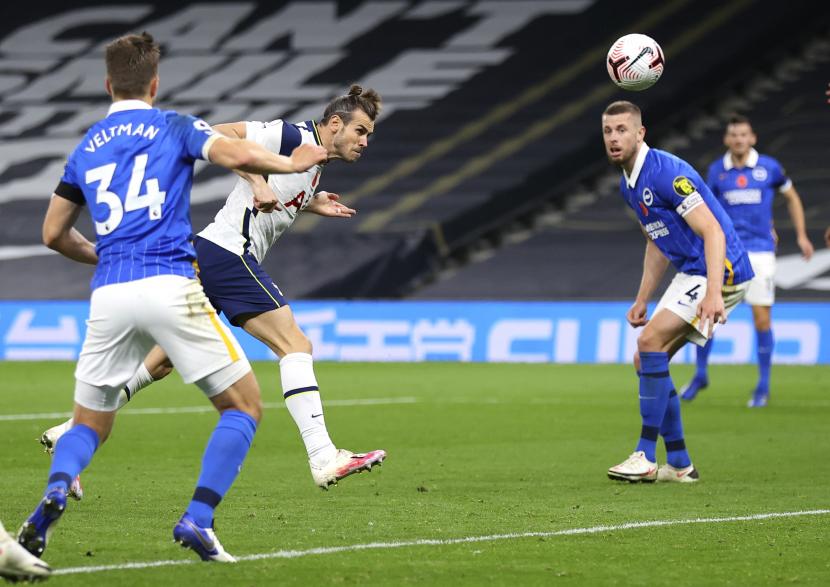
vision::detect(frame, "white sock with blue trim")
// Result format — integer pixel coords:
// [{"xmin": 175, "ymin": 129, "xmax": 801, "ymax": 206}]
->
[{"xmin": 280, "ymin": 352, "xmax": 336, "ymax": 467}]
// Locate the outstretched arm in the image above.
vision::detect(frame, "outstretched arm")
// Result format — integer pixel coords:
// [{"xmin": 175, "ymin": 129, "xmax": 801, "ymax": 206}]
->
[
  {"xmin": 208, "ymin": 137, "xmax": 326, "ymax": 175},
  {"xmin": 211, "ymin": 122, "xmax": 280, "ymax": 213},
  {"xmin": 42, "ymin": 196, "xmax": 97, "ymax": 264},
  {"xmin": 780, "ymin": 184, "xmax": 814, "ymax": 260}
]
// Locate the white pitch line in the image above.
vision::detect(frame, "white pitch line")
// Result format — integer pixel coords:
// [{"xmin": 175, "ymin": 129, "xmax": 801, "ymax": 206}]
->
[
  {"xmin": 0, "ymin": 397, "xmax": 418, "ymax": 422},
  {"xmin": 54, "ymin": 509, "xmax": 830, "ymax": 576}
]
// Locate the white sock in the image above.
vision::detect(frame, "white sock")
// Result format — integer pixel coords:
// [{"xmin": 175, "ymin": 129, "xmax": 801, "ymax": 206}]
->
[
  {"xmin": 121, "ymin": 363, "xmax": 154, "ymax": 408},
  {"xmin": 280, "ymin": 352, "xmax": 336, "ymax": 466}
]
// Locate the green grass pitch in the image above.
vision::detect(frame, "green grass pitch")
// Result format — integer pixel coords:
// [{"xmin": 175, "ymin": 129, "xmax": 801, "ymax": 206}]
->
[{"xmin": 1, "ymin": 361, "xmax": 828, "ymax": 585}]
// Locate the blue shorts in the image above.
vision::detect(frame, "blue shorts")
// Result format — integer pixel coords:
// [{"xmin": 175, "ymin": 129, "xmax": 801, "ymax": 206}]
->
[{"xmin": 193, "ymin": 236, "xmax": 288, "ymax": 326}]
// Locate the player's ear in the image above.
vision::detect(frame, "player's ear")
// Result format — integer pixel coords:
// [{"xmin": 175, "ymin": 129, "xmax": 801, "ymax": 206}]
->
[
  {"xmin": 149, "ymin": 76, "xmax": 159, "ymax": 100},
  {"xmin": 104, "ymin": 77, "xmax": 113, "ymax": 98}
]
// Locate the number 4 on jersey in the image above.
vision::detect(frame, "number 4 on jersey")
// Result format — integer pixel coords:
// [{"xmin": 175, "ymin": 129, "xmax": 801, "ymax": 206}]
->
[{"xmin": 85, "ymin": 154, "xmax": 167, "ymax": 235}]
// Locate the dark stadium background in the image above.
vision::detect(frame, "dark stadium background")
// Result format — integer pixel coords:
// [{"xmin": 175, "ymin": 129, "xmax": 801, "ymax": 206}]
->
[{"xmin": 1, "ymin": 0, "xmax": 828, "ymax": 301}]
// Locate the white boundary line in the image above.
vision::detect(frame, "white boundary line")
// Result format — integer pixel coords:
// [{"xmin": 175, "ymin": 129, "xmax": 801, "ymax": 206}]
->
[
  {"xmin": 54, "ymin": 509, "xmax": 830, "ymax": 576},
  {"xmin": 0, "ymin": 397, "xmax": 418, "ymax": 422}
]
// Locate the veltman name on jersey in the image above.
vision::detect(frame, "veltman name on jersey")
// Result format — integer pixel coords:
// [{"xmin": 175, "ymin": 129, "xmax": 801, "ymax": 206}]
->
[
  {"xmin": 644, "ymin": 219, "xmax": 669, "ymax": 239},
  {"xmin": 84, "ymin": 123, "xmax": 160, "ymax": 153}
]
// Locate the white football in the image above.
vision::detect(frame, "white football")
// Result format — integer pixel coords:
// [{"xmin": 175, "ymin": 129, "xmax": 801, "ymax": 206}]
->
[{"xmin": 606, "ymin": 34, "xmax": 665, "ymax": 91}]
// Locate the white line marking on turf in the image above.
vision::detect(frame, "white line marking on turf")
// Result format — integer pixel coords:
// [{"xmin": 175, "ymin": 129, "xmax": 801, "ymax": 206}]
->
[
  {"xmin": 0, "ymin": 397, "xmax": 418, "ymax": 422},
  {"xmin": 53, "ymin": 509, "xmax": 830, "ymax": 576}
]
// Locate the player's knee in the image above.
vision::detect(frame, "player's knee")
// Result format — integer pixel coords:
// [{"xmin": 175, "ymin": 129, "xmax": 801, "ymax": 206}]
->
[
  {"xmin": 636, "ymin": 330, "xmax": 661, "ymax": 353},
  {"xmin": 241, "ymin": 395, "xmax": 263, "ymax": 423},
  {"xmin": 279, "ymin": 332, "xmax": 312, "ymax": 356},
  {"xmin": 754, "ymin": 315, "xmax": 771, "ymax": 331},
  {"xmin": 633, "ymin": 351, "xmax": 642, "ymax": 372},
  {"xmin": 150, "ymin": 357, "xmax": 174, "ymax": 380}
]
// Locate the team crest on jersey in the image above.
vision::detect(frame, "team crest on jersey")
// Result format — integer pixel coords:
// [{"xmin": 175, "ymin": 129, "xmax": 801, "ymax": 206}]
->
[
  {"xmin": 672, "ymin": 176, "xmax": 696, "ymax": 197},
  {"xmin": 642, "ymin": 187, "xmax": 654, "ymax": 206},
  {"xmin": 752, "ymin": 166, "xmax": 768, "ymax": 182}
]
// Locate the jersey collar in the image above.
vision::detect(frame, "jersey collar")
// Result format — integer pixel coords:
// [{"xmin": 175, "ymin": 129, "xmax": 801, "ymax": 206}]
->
[
  {"xmin": 309, "ymin": 120, "xmax": 323, "ymax": 145},
  {"xmin": 623, "ymin": 143, "xmax": 650, "ymax": 188},
  {"xmin": 723, "ymin": 147, "xmax": 759, "ymax": 170},
  {"xmin": 107, "ymin": 100, "xmax": 153, "ymax": 116}
]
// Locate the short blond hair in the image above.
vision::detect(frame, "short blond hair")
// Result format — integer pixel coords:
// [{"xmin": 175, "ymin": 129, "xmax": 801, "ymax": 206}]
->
[{"xmin": 603, "ymin": 100, "xmax": 642, "ymax": 125}]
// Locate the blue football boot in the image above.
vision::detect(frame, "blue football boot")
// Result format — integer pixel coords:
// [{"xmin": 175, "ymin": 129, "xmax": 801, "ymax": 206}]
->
[
  {"xmin": 17, "ymin": 488, "xmax": 67, "ymax": 558},
  {"xmin": 173, "ymin": 514, "xmax": 236, "ymax": 562}
]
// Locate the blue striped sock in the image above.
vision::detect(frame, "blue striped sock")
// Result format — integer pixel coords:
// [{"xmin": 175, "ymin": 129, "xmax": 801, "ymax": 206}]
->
[
  {"xmin": 635, "ymin": 352, "xmax": 673, "ymax": 462},
  {"xmin": 660, "ymin": 390, "xmax": 692, "ymax": 468},
  {"xmin": 187, "ymin": 410, "xmax": 257, "ymax": 527},
  {"xmin": 46, "ymin": 424, "xmax": 99, "ymax": 495},
  {"xmin": 695, "ymin": 338, "xmax": 713, "ymax": 381},
  {"xmin": 756, "ymin": 329, "xmax": 773, "ymax": 393}
]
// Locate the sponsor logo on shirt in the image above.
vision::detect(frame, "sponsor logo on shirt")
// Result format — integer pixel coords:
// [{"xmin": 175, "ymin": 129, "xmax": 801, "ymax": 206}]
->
[
  {"xmin": 675, "ymin": 192, "xmax": 703, "ymax": 216},
  {"xmin": 723, "ymin": 189, "xmax": 762, "ymax": 205},
  {"xmin": 644, "ymin": 219, "xmax": 669, "ymax": 240}
]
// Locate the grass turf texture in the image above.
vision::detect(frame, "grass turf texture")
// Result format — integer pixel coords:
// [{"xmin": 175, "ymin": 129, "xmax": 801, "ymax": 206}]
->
[{"xmin": 0, "ymin": 361, "xmax": 828, "ymax": 585}]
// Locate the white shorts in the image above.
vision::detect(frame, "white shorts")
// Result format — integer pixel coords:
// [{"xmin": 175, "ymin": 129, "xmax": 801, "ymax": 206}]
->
[
  {"xmin": 74, "ymin": 275, "xmax": 250, "ymax": 411},
  {"xmin": 744, "ymin": 251, "xmax": 775, "ymax": 306},
  {"xmin": 654, "ymin": 272, "xmax": 748, "ymax": 347}
]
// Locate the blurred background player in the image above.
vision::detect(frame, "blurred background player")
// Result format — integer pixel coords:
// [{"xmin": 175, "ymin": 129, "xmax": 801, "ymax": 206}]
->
[
  {"xmin": 602, "ymin": 101, "xmax": 754, "ymax": 483},
  {"xmin": 16, "ymin": 32, "xmax": 326, "ymax": 564},
  {"xmin": 39, "ymin": 85, "xmax": 386, "ymax": 492},
  {"xmin": 680, "ymin": 115, "xmax": 814, "ymax": 407},
  {"xmin": 0, "ymin": 520, "xmax": 51, "ymax": 582}
]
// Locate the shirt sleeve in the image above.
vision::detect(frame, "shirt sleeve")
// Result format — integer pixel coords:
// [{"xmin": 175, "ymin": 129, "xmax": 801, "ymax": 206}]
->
[
  {"xmin": 656, "ymin": 163, "xmax": 706, "ymax": 218},
  {"xmin": 54, "ymin": 156, "xmax": 85, "ymax": 205},
  {"xmin": 770, "ymin": 158, "xmax": 792, "ymax": 192},
  {"xmin": 169, "ymin": 113, "xmax": 219, "ymax": 162},
  {"xmin": 247, "ymin": 120, "xmax": 301, "ymax": 156}
]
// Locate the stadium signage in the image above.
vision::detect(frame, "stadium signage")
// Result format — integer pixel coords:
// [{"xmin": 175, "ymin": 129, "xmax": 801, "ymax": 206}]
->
[{"xmin": 1, "ymin": 301, "xmax": 827, "ymax": 364}]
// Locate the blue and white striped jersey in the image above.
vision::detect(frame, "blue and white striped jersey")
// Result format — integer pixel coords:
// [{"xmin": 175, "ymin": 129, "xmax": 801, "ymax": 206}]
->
[
  {"xmin": 619, "ymin": 144, "xmax": 754, "ymax": 286},
  {"xmin": 55, "ymin": 100, "xmax": 218, "ymax": 290},
  {"xmin": 707, "ymin": 148, "xmax": 791, "ymax": 253}
]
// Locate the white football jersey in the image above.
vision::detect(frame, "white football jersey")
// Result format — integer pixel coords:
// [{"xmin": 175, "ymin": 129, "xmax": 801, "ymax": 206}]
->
[{"xmin": 198, "ymin": 119, "xmax": 323, "ymax": 262}]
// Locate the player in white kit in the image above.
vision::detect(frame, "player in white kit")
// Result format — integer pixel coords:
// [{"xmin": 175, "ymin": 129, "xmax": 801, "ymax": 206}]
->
[
  {"xmin": 40, "ymin": 85, "xmax": 386, "ymax": 491},
  {"xmin": 16, "ymin": 32, "xmax": 327, "ymax": 564}
]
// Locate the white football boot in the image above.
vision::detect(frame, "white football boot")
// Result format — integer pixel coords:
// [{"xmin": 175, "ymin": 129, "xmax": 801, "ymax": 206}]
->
[
  {"xmin": 657, "ymin": 463, "xmax": 700, "ymax": 483},
  {"xmin": 310, "ymin": 449, "xmax": 387, "ymax": 489},
  {"xmin": 39, "ymin": 421, "xmax": 84, "ymax": 501},
  {"xmin": 607, "ymin": 451, "xmax": 658, "ymax": 482}
]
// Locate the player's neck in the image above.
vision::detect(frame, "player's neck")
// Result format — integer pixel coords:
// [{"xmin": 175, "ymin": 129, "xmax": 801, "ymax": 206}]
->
[
  {"xmin": 729, "ymin": 151, "xmax": 749, "ymax": 168},
  {"xmin": 112, "ymin": 95, "xmax": 154, "ymax": 107},
  {"xmin": 315, "ymin": 122, "xmax": 338, "ymax": 162}
]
